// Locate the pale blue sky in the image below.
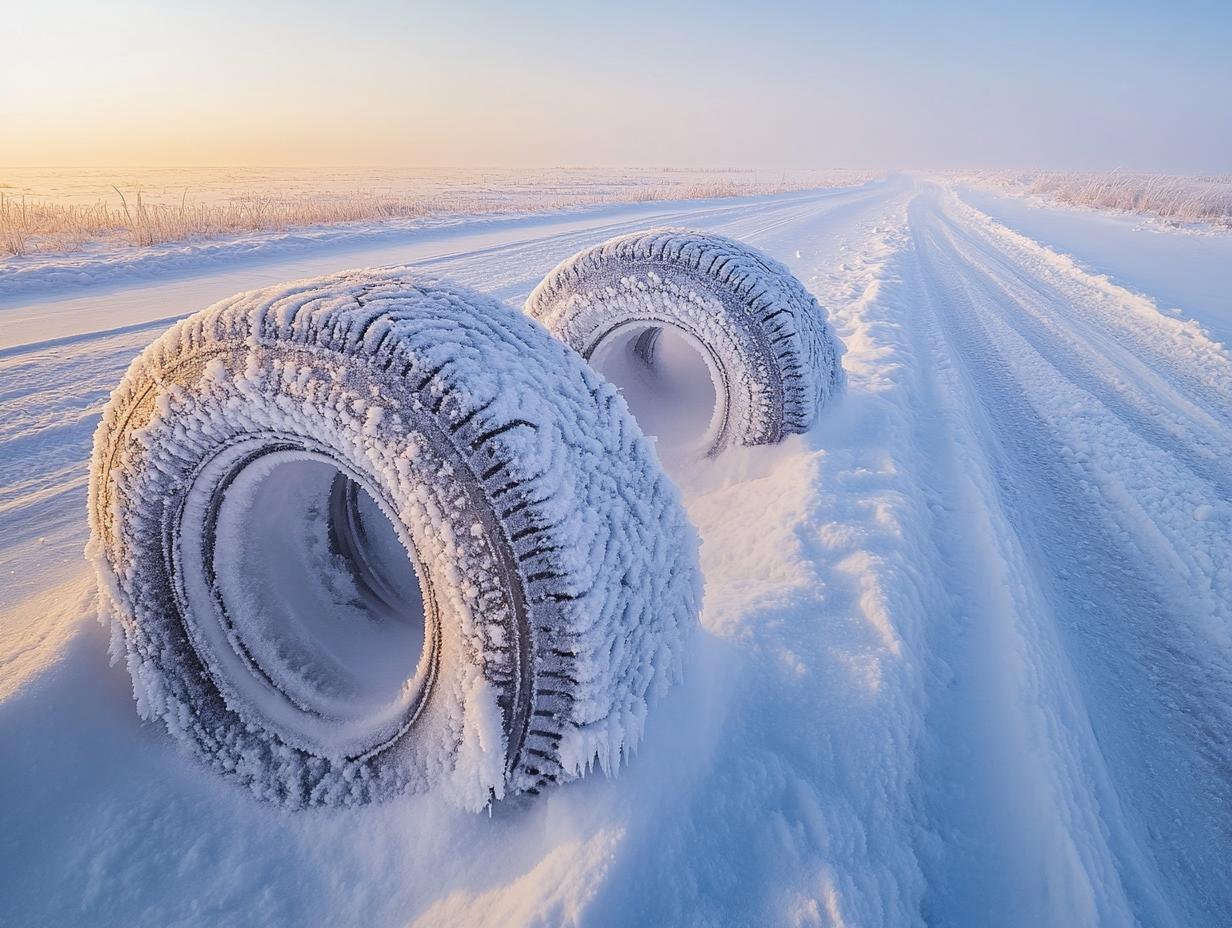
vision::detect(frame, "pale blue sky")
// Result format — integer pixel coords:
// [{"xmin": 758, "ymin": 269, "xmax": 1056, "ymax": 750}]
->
[{"xmin": 4, "ymin": 0, "xmax": 1229, "ymax": 169}]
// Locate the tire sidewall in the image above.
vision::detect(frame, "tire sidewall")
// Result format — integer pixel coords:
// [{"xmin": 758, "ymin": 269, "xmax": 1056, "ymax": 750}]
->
[
  {"xmin": 543, "ymin": 261, "xmax": 785, "ymax": 451},
  {"xmin": 95, "ymin": 338, "xmax": 529, "ymax": 806}
]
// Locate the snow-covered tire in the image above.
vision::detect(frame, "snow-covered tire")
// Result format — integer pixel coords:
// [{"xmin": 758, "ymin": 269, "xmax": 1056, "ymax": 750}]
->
[
  {"xmin": 87, "ymin": 269, "xmax": 700, "ymax": 809},
  {"xmin": 525, "ymin": 229, "xmax": 844, "ymax": 456}
]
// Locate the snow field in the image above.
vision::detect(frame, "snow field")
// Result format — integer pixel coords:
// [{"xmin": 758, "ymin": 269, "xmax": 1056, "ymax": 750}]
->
[
  {"xmin": 0, "ymin": 166, "xmax": 876, "ymax": 259},
  {"xmin": 2, "ymin": 175, "xmax": 1231, "ymax": 925},
  {"xmin": 954, "ymin": 185, "xmax": 1232, "ymax": 353},
  {"xmin": 955, "ymin": 171, "xmax": 1232, "ymax": 227}
]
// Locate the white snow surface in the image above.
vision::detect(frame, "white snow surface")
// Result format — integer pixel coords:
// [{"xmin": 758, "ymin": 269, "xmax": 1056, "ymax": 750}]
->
[
  {"xmin": 956, "ymin": 185, "xmax": 1232, "ymax": 349},
  {"xmin": 3, "ymin": 175, "xmax": 1232, "ymax": 926}
]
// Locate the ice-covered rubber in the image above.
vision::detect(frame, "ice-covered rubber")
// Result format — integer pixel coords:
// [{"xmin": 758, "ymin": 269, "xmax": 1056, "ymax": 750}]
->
[
  {"xmin": 87, "ymin": 268, "xmax": 701, "ymax": 810},
  {"xmin": 525, "ymin": 229, "xmax": 845, "ymax": 454}
]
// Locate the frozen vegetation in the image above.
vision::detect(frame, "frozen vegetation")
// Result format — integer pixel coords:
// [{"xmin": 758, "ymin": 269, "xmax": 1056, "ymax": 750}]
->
[
  {"xmin": 956, "ymin": 170, "xmax": 1232, "ymax": 227},
  {"xmin": 0, "ymin": 166, "xmax": 876, "ymax": 257},
  {"xmin": 2, "ymin": 175, "xmax": 1231, "ymax": 926}
]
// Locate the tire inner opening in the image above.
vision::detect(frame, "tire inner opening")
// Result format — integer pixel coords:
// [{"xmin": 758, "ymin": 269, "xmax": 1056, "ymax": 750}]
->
[
  {"xmin": 588, "ymin": 323, "xmax": 724, "ymax": 460},
  {"xmin": 202, "ymin": 451, "xmax": 428, "ymax": 755}
]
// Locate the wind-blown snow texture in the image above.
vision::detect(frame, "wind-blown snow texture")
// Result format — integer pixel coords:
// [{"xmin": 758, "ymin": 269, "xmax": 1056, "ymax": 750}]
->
[
  {"xmin": 2, "ymin": 176, "xmax": 1231, "ymax": 927},
  {"xmin": 87, "ymin": 269, "xmax": 700, "ymax": 809}
]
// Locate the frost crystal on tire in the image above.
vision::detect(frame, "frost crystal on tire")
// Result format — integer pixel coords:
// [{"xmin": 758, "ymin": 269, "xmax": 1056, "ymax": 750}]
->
[
  {"xmin": 526, "ymin": 228, "xmax": 845, "ymax": 456},
  {"xmin": 87, "ymin": 268, "xmax": 701, "ymax": 809}
]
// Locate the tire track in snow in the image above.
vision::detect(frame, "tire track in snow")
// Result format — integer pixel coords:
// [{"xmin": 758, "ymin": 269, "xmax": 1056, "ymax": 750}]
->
[
  {"xmin": 909, "ymin": 212, "xmax": 1160, "ymax": 927},
  {"xmin": 908, "ymin": 184, "xmax": 1232, "ymax": 927},
  {"xmin": 925, "ymin": 196, "xmax": 1232, "ymax": 498},
  {"xmin": 943, "ymin": 193, "xmax": 1232, "ymax": 430}
]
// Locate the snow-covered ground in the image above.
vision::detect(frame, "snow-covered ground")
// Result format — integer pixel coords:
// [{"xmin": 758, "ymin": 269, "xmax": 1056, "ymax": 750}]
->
[
  {"xmin": 2, "ymin": 176, "xmax": 1231, "ymax": 926},
  {"xmin": 955, "ymin": 186, "xmax": 1232, "ymax": 349},
  {"xmin": 949, "ymin": 172, "xmax": 1232, "ymax": 229},
  {"xmin": 0, "ymin": 165, "xmax": 873, "ymax": 272}
]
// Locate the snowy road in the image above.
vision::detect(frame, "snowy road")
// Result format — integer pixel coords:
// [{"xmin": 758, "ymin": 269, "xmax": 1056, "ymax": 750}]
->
[{"xmin": 2, "ymin": 176, "xmax": 1230, "ymax": 927}]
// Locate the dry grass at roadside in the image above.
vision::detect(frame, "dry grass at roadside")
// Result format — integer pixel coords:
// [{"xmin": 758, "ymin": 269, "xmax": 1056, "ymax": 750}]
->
[
  {"xmin": 0, "ymin": 170, "xmax": 875, "ymax": 257},
  {"xmin": 958, "ymin": 170, "xmax": 1232, "ymax": 227}
]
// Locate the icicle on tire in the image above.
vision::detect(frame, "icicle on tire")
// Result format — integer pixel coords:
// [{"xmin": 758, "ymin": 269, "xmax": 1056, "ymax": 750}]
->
[
  {"xmin": 525, "ymin": 229, "xmax": 845, "ymax": 459},
  {"xmin": 87, "ymin": 269, "xmax": 701, "ymax": 809}
]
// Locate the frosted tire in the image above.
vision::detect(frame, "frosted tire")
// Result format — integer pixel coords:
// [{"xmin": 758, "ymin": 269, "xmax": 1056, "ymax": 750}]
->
[
  {"xmin": 525, "ymin": 228, "xmax": 844, "ymax": 456},
  {"xmin": 87, "ymin": 269, "xmax": 701, "ymax": 809}
]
